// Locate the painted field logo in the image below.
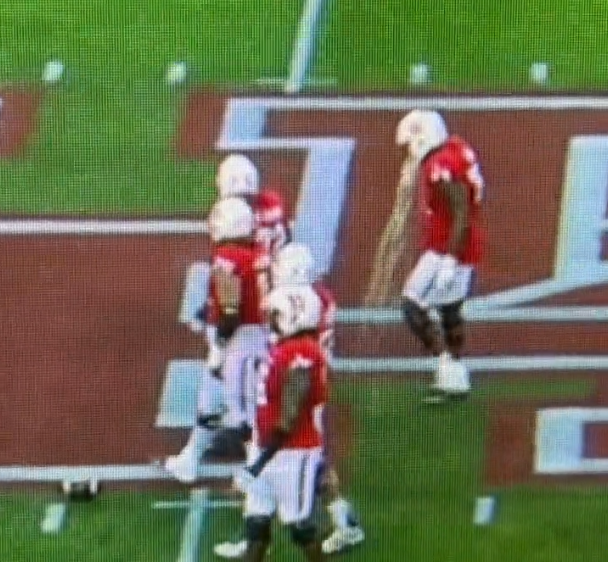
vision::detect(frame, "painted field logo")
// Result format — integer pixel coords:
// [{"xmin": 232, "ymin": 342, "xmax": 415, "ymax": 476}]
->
[{"xmin": 0, "ymin": 88, "xmax": 43, "ymax": 157}]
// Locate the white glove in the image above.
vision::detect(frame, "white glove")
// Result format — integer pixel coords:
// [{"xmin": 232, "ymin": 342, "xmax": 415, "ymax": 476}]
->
[
  {"xmin": 206, "ymin": 341, "xmax": 226, "ymax": 374},
  {"xmin": 232, "ymin": 467, "xmax": 255, "ymax": 494},
  {"xmin": 434, "ymin": 255, "xmax": 458, "ymax": 292}
]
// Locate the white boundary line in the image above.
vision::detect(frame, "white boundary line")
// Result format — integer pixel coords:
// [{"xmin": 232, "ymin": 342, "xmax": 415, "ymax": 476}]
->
[
  {"xmin": 284, "ymin": 0, "xmax": 327, "ymax": 93},
  {"xmin": 0, "ymin": 463, "xmax": 241, "ymax": 483}
]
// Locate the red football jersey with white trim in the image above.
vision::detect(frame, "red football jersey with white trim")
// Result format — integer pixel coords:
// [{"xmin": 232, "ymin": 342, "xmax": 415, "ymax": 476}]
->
[{"xmin": 418, "ymin": 135, "xmax": 485, "ymax": 264}]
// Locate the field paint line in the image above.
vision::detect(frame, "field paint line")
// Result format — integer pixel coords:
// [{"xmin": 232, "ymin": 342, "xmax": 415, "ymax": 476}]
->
[
  {"xmin": 243, "ymin": 95, "xmax": 608, "ymax": 111},
  {"xmin": 473, "ymin": 496, "xmax": 496, "ymax": 526},
  {"xmin": 284, "ymin": 0, "xmax": 327, "ymax": 93},
  {"xmin": 333, "ymin": 355, "xmax": 608, "ymax": 373},
  {"xmin": 336, "ymin": 305, "xmax": 608, "ymax": 324},
  {"xmin": 40, "ymin": 503, "xmax": 67, "ymax": 534},
  {"xmin": 0, "ymin": 463, "xmax": 242, "ymax": 483},
  {"xmin": 153, "ymin": 498, "xmax": 241, "ymax": 510},
  {"xmin": 177, "ymin": 488, "xmax": 208, "ymax": 562},
  {"xmin": 0, "ymin": 219, "xmax": 208, "ymax": 235}
]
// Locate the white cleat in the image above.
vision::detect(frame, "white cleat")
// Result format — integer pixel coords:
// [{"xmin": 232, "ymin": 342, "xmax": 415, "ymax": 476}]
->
[
  {"xmin": 213, "ymin": 539, "xmax": 248, "ymax": 559},
  {"xmin": 164, "ymin": 450, "xmax": 198, "ymax": 484},
  {"xmin": 322, "ymin": 526, "xmax": 365, "ymax": 555}
]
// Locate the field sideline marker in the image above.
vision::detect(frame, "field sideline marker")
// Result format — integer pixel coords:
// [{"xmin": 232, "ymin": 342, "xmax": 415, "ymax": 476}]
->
[
  {"xmin": 473, "ymin": 496, "xmax": 496, "ymax": 526},
  {"xmin": 40, "ymin": 503, "xmax": 67, "ymax": 534}
]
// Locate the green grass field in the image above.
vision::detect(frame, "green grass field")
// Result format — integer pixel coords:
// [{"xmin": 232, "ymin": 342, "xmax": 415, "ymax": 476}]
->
[{"xmin": 2, "ymin": 1, "xmax": 608, "ymax": 560}]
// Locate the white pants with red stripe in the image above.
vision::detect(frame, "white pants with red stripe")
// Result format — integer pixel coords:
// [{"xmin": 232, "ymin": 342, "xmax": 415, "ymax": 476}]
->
[
  {"xmin": 243, "ymin": 445, "xmax": 324, "ymax": 524},
  {"xmin": 402, "ymin": 250, "xmax": 475, "ymax": 309}
]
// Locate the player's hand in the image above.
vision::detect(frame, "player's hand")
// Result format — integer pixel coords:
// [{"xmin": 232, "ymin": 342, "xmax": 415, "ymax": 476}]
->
[
  {"xmin": 232, "ymin": 467, "xmax": 256, "ymax": 494},
  {"xmin": 435, "ymin": 255, "xmax": 458, "ymax": 291}
]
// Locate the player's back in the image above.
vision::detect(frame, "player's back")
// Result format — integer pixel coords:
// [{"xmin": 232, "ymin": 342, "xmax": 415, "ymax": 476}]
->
[
  {"xmin": 258, "ymin": 334, "xmax": 327, "ymax": 449},
  {"xmin": 208, "ymin": 242, "xmax": 269, "ymax": 326},
  {"xmin": 418, "ymin": 135, "xmax": 485, "ymax": 263}
]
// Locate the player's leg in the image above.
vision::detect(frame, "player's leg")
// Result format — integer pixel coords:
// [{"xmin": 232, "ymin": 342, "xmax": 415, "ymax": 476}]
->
[
  {"xmin": 275, "ymin": 448, "xmax": 326, "ymax": 561},
  {"xmin": 424, "ymin": 266, "xmax": 474, "ymax": 403},
  {"xmin": 207, "ymin": 326, "xmax": 267, "ymax": 459},
  {"xmin": 241, "ymin": 458, "xmax": 276, "ymax": 562},
  {"xmin": 290, "ymin": 521, "xmax": 323, "ymax": 561},
  {"xmin": 242, "ymin": 517, "xmax": 272, "ymax": 562},
  {"xmin": 164, "ymin": 369, "xmax": 224, "ymax": 482},
  {"xmin": 320, "ymin": 466, "xmax": 364, "ymax": 555},
  {"xmin": 401, "ymin": 251, "xmax": 443, "ymax": 356}
]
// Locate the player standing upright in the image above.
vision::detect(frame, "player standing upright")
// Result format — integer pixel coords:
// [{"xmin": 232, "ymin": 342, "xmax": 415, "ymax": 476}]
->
[
  {"xmin": 232, "ymin": 284, "xmax": 328, "ymax": 562},
  {"xmin": 165, "ymin": 197, "xmax": 270, "ymax": 482},
  {"xmin": 396, "ymin": 110, "xmax": 486, "ymax": 403},
  {"xmin": 213, "ymin": 243, "xmax": 364, "ymax": 559}
]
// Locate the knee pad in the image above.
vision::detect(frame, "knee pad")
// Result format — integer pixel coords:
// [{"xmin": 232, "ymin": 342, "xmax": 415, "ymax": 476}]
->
[
  {"xmin": 245, "ymin": 516, "xmax": 272, "ymax": 542},
  {"xmin": 290, "ymin": 521, "xmax": 317, "ymax": 546},
  {"xmin": 401, "ymin": 298, "xmax": 437, "ymax": 350},
  {"xmin": 440, "ymin": 301, "xmax": 464, "ymax": 348}
]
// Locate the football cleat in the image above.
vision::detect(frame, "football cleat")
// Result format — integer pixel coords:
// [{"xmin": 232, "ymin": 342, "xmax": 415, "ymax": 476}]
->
[{"xmin": 322, "ymin": 525, "xmax": 365, "ymax": 555}]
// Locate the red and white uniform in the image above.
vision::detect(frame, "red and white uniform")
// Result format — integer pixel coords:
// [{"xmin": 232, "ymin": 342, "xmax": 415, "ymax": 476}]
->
[
  {"xmin": 246, "ymin": 335, "xmax": 327, "ymax": 524},
  {"xmin": 403, "ymin": 135, "xmax": 486, "ymax": 308},
  {"xmin": 313, "ymin": 280, "xmax": 337, "ymax": 363},
  {"xmin": 418, "ymin": 135, "xmax": 485, "ymax": 265},
  {"xmin": 206, "ymin": 242, "xmax": 269, "ymax": 327},
  {"xmin": 203, "ymin": 242, "xmax": 270, "ymax": 429},
  {"xmin": 249, "ymin": 189, "xmax": 292, "ymax": 257}
]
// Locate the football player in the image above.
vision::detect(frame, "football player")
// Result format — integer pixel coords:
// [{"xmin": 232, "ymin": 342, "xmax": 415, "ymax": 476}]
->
[{"xmin": 396, "ymin": 110, "xmax": 485, "ymax": 403}]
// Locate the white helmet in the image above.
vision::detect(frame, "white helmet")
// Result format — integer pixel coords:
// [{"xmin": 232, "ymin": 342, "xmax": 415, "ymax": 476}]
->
[
  {"xmin": 272, "ymin": 242, "xmax": 315, "ymax": 287},
  {"xmin": 395, "ymin": 110, "xmax": 448, "ymax": 160},
  {"xmin": 208, "ymin": 197, "xmax": 254, "ymax": 243},
  {"xmin": 216, "ymin": 154, "xmax": 260, "ymax": 198},
  {"xmin": 266, "ymin": 285, "xmax": 322, "ymax": 338}
]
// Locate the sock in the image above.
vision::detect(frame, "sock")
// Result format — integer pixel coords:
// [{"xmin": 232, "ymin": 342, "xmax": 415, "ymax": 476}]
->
[
  {"xmin": 327, "ymin": 498, "xmax": 353, "ymax": 530},
  {"xmin": 184, "ymin": 425, "xmax": 214, "ymax": 460}
]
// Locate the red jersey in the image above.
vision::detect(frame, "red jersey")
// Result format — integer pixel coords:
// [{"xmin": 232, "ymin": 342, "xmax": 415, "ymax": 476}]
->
[
  {"xmin": 418, "ymin": 135, "xmax": 485, "ymax": 264},
  {"xmin": 251, "ymin": 190, "xmax": 292, "ymax": 257},
  {"xmin": 255, "ymin": 335, "xmax": 327, "ymax": 449},
  {"xmin": 312, "ymin": 280, "xmax": 337, "ymax": 361},
  {"xmin": 206, "ymin": 242, "xmax": 270, "ymax": 326}
]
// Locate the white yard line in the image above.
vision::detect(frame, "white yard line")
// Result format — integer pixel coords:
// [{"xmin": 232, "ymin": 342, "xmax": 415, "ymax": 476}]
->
[
  {"xmin": 333, "ymin": 355, "xmax": 608, "ymax": 374},
  {"xmin": 177, "ymin": 488, "xmax": 208, "ymax": 562},
  {"xmin": 336, "ymin": 305, "xmax": 608, "ymax": 324},
  {"xmin": 0, "ymin": 463, "xmax": 241, "ymax": 483},
  {"xmin": 0, "ymin": 219, "xmax": 207, "ymax": 235},
  {"xmin": 238, "ymin": 95, "xmax": 608, "ymax": 111},
  {"xmin": 40, "ymin": 503, "xmax": 67, "ymax": 534},
  {"xmin": 154, "ymin": 498, "xmax": 241, "ymax": 510},
  {"xmin": 284, "ymin": 0, "xmax": 327, "ymax": 93}
]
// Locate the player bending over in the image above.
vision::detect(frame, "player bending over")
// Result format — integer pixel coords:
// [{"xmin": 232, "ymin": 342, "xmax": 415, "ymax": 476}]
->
[{"xmin": 396, "ymin": 110, "xmax": 486, "ymax": 404}]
